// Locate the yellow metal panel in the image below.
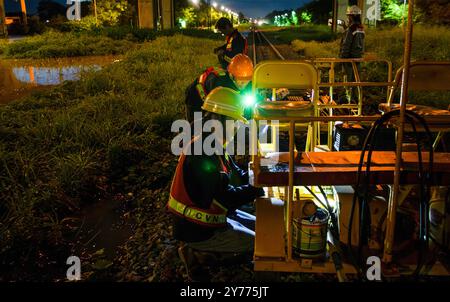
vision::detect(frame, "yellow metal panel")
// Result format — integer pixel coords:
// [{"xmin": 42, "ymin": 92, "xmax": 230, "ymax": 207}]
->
[
  {"xmin": 254, "ymin": 197, "xmax": 285, "ymax": 258},
  {"xmin": 335, "ymin": 187, "xmax": 360, "ymax": 247},
  {"xmin": 407, "ymin": 62, "xmax": 450, "ymax": 91},
  {"xmin": 389, "ymin": 62, "xmax": 450, "ymax": 102},
  {"xmin": 252, "ymin": 61, "xmax": 318, "ymax": 90}
]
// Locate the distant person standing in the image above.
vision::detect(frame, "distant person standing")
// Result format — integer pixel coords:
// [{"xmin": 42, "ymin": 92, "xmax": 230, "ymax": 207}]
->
[
  {"xmin": 339, "ymin": 5, "xmax": 365, "ymax": 103},
  {"xmin": 214, "ymin": 17, "xmax": 248, "ymax": 69}
]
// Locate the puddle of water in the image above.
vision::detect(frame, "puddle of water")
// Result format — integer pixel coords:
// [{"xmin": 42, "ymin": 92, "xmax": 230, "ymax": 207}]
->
[
  {"xmin": 74, "ymin": 198, "xmax": 134, "ymax": 260},
  {"xmin": 0, "ymin": 55, "xmax": 121, "ymax": 104}
]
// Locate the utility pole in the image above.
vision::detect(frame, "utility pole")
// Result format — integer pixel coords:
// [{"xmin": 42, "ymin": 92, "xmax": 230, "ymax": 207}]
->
[
  {"xmin": 207, "ymin": 0, "xmax": 211, "ymax": 29},
  {"xmin": 93, "ymin": 0, "xmax": 98, "ymax": 26},
  {"xmin": 332, "ymin": 0, "xmax": 338, "ymax": 33},
  {"xmin": 20, "ymin": 0, "xmax": 27, "ymax": 25}
]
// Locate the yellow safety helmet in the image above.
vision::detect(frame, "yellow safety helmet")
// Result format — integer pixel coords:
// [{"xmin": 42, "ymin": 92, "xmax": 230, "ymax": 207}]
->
[{"xmin": 202, "ymin": 87, "xmax": 248, "ymax": 123}]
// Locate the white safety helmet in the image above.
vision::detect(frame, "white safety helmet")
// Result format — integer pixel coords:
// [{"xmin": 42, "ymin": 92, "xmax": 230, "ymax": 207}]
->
[{"xmin": 346, "ymin": 5, "xmax": 362, "ymax": 15}]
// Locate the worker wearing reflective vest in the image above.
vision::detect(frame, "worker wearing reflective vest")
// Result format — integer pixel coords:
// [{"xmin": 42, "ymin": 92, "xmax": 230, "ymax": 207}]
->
[
  {"xmin": 339, "ymin": 5, "xmax": 365, "ymax": 103},
  {"xmin": 214, "ymin": 17, "xmax": 248, "ymax": 69},
  {"xmin": 168, "ymin": 87, "xmax": 264, "ymax": 257},
  {"xmin": 184, "ymin": 54, "xmax": 253, "ymax": 123}
]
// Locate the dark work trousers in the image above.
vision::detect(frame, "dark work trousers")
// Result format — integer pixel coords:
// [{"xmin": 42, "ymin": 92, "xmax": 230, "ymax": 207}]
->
[{"xmin": 342, "ymin": 62, "xmax": 362, "ymax": 104}]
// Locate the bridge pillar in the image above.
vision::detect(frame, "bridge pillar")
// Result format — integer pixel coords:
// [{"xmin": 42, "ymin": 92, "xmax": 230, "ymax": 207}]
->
[
  {"xmin": 0, "ymin": 0, "xmax": 6, "ymax": 37},
  {"xmin": 137, "ymin": 0, "xmax": 155, "ymax": 29},
  {"xmin": 137, "ymin": 0, "xmax": 173, "ymax": 30},
  {"xmin": 161, "ymin": 0, "xmax": 174, "ymax": 30}
]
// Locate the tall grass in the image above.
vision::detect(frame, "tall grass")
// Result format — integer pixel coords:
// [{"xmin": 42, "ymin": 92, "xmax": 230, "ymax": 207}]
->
[
  {"xmin": 0, "ymin": 35, "xmax": 220, "ymax": 277},
  {"xmin": 0, "ymin": 39, "xmax": 8, "ymax": 55},
  {"xmin": 291, "ymin": 39, "xmax": 340, "ymax": 57},
  {"xmin": 292, "ymin": 25, "xmax": 450, "ymax": 69},
  {"xmin": 1, "ymin": 30, "xmax": 135, "ymax": 59},
  {"xmin": 263, "ymin": 25, "xmax": 337, "ymax": 44},
  {"xmin": 0, "ymin": 27, "xmax": 223, "ymax": 59},
  {"xmin": 365, "ymin": 25, "xmax": 450, "ymax": 70}
]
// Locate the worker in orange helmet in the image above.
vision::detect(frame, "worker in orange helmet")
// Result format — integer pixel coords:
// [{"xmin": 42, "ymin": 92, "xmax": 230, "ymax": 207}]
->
[
  {"xmin": 169, "ymin": 87, "xmax": 264, "ymax": 281},
  {"xmin": 184, "ymin": 54, "xmax": 253, "ymax": 123}
]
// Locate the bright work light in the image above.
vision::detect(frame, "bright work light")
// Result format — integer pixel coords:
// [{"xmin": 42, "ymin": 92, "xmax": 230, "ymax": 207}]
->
[{"xmin": 243, "ymin": 94, "xmax": 256, "ymax": 107}]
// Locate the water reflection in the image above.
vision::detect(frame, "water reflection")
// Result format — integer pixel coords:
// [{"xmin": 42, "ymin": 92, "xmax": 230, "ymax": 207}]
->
[
  {"xmin": 0, "ymin": 55, "xmax": 119, "ymax": 104},
  {"xmin": 12, "ymin": 65, "xmax": 101, "ymax": 85}
]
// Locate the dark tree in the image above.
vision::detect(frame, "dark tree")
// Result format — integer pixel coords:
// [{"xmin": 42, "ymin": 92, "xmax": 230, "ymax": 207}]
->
[
  {"xmin": 265, "ymin": 9, "xmax": 292, "ymax": 20},
  {"xmin": 174, "ymin": 0, "xmax": 190, "ymax": 21},
  {"xmin": 299, "ymin": 0, "xmax": 333, "ymax": 24},
  {"xmin": 238, "ymin": 11, "xmax": 245, "ymax": 22},
  {"xmin": 416, "ymin": 0, "xmax": 450, "ymax": 25},
  {"xmin": 37, "ymin": 0, "xmax": 66, "ymax": 21}
]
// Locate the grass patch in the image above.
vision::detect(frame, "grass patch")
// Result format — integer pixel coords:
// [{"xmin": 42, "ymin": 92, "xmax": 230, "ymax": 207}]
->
[
  {"xmin": 92, "ymin": 27, "xmax": 223, "ymax": 42},
  {"xmin": 291, "ymin": 39, "xmax": 340, "ymax": 58},
  {"xmin": 1, "ymin": 30, "xmax": 135, "ymax": 59},
  {"xmin": 0, "ymin": 35, "xmax": 221, "ymax": 280},
  {"xmin": 0, "ymin": 39, "xmax": 8, "ymax": 55},
  {"xmin": 291, "ymin": 25, "xmax": 450, "ymax": 70},
  {"xmin": 262, "ymin": 25, "xmax": 337, "ymax": 44},
  {"xmin": 365, "ymin": 25, "xmax": 450, "ymax": 71},
  {"xmin": 0, "ymin": 27, "xmax": 223, "ymax": 59}
]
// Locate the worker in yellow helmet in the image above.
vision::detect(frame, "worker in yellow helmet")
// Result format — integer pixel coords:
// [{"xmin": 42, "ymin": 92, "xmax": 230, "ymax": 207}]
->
[
  {"xmin": 184, "ymin": 54, "xmax": 253, "ymax": 123},
  {"xmin": 168, "ymin": 87, "xmax": 264, "ymax": 281}
]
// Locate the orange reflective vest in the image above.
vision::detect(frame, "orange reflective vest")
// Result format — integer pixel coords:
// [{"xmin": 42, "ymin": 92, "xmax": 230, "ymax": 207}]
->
[
  {"xmin": 195, "ymin": 66, "xmax": 226, "ymax": 101},
  {"xmin": 167, "ymin": 152, "xmax": 230, "ymax": 227},
  {"xmin": 224, "ymin": 31, "xmax": 248, "ymax": 63}
]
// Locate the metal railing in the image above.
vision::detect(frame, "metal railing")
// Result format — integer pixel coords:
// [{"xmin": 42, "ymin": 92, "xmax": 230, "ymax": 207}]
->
[{"xmin": 311, "ymin": 57, "xmax": 393, "ymax": 149}]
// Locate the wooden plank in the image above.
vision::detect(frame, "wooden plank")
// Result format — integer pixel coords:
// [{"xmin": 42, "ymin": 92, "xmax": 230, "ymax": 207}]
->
[
  {"xmin": 254, "ymin": 258, "xmax": 358, "ymax": 274},
  {"xmin": 251, "ymin": 151, "xmax": 450, "ymax": 186}
]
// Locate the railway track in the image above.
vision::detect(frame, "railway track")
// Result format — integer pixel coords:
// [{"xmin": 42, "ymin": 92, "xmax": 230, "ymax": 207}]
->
[
  {"xmin": 251, "ymin": 28, "xmax": 285, "ymax": 64},
  {"xmin": 251, "ymin": 28, "xmax": 305, "ymax": 102}
]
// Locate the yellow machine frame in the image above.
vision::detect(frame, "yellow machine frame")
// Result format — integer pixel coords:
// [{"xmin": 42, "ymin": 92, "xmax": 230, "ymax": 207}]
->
[
  {"xmin": 250, "ymin": 58, "xmax": 450, "ymax": 276},
  {"xmin": 251, "ymin": 58, "xmax": 394, "ymax": 151},
  {"xmin": 312, "ymin": 57, "xmax": 393, "ymax": 149}
]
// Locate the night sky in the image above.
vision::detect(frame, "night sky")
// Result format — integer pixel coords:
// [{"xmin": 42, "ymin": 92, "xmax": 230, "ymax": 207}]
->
[
  {"xmin": 213, "ymin": 0, "xmax": 310, "ymax": 18},
  {"xmin": 4, "ymin": 0, "xmax": 311, "ymax": 19},
  {"xmin": 5, "ymin": 0, "xmax": 73, "ymax": 13}
]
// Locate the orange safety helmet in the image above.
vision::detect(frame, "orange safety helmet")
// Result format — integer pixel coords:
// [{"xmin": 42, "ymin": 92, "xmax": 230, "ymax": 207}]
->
[{"xmin": 227, "ymin": 54, "xmax": 253, "ymax": 81}]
